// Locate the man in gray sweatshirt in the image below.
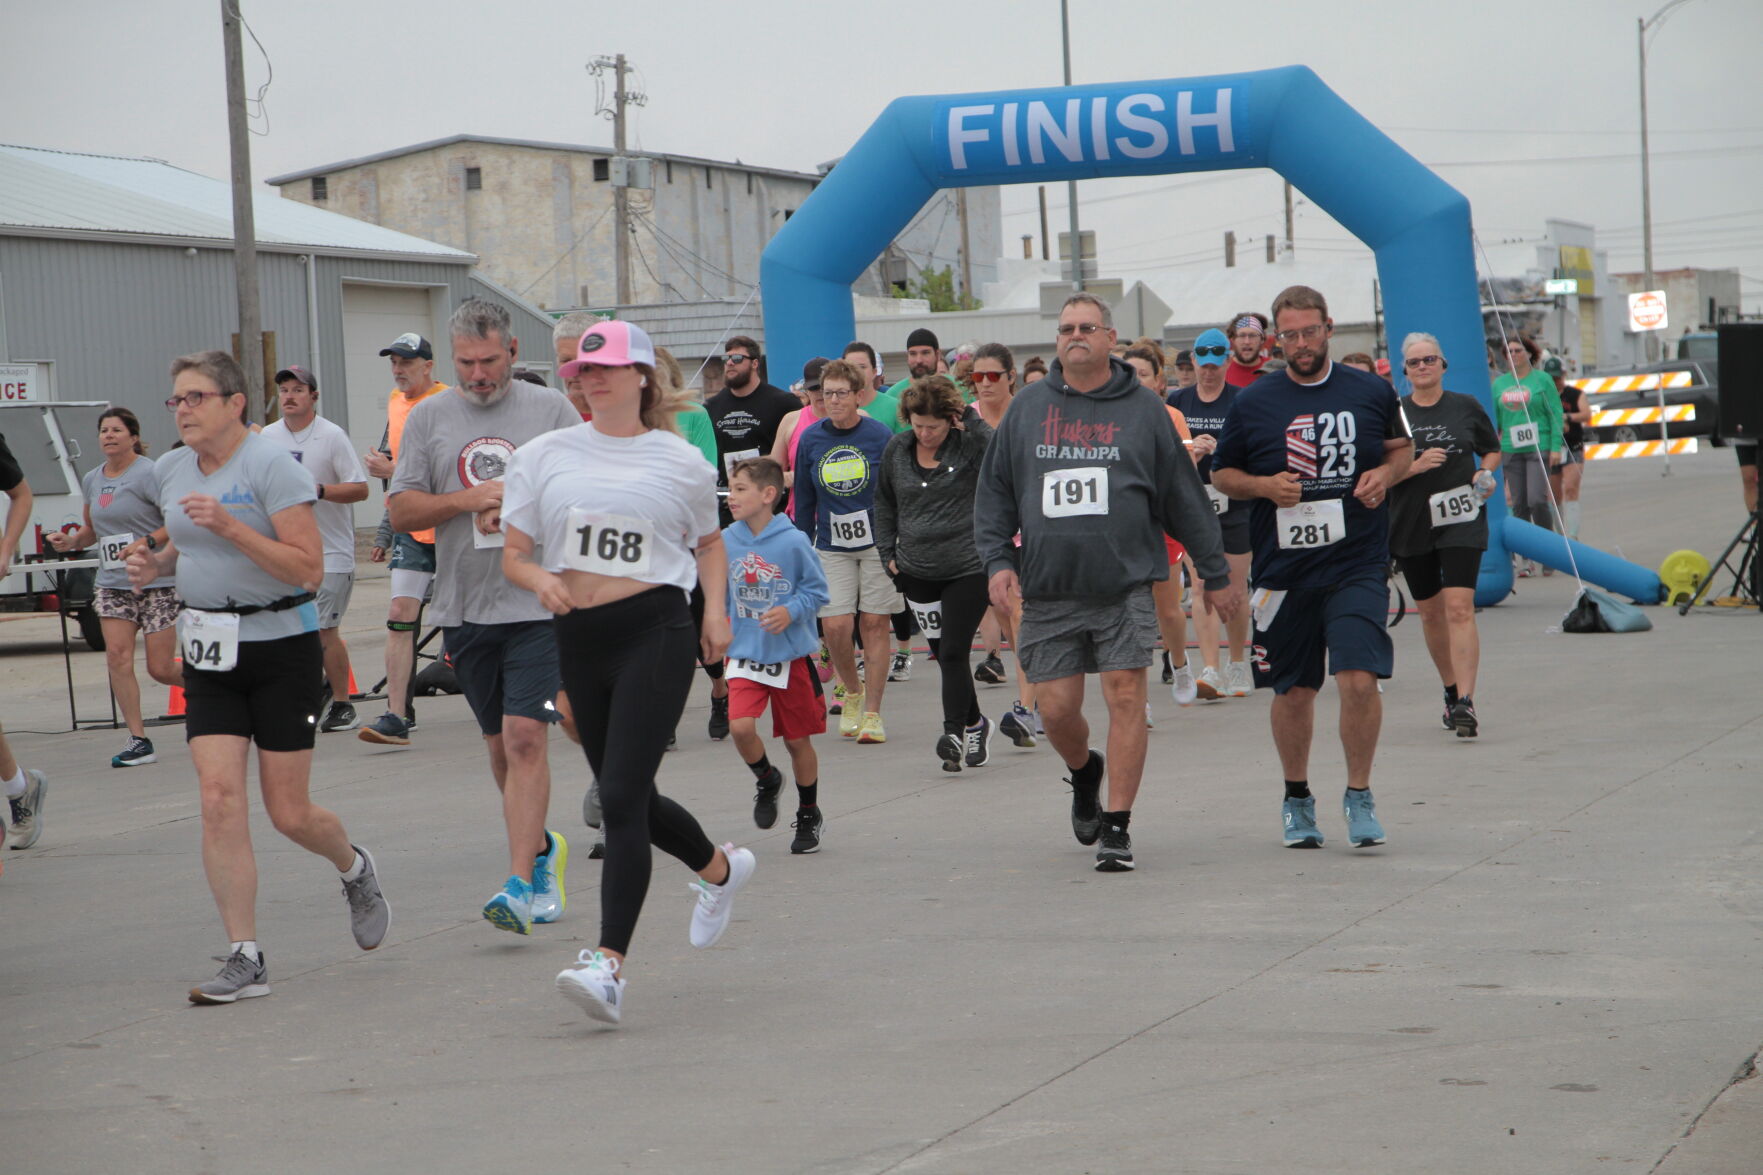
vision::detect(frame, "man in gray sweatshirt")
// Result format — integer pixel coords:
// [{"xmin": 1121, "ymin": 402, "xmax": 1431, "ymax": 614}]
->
[{"xmin": 974, "ymin": 293, "xmax": 1243, "ymax": 872}]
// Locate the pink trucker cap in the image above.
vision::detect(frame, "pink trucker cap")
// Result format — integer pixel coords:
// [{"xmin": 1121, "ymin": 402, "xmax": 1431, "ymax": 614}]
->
[{"xmin": 558, "ymin": 320, "xmax": 656, "ymax": 379}]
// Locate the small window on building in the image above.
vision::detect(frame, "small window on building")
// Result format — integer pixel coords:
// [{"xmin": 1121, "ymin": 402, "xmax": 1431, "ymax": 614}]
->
[
  {"xmin": 665, "ymin": 159, "xmax": 673, "ymax": 184},
  {"xmin": 784, "ymin": 209, "xmax": 794, "ymax": 221},
  {"xmin": 746, "ymin": 173, "xmax": 753, "ymax": 195},
  {"xmin": 706, "ymin": 168, "xmax": 713, "ymax": 190},
  {"xmin": 311, "ymin": 176, "xmax": 328, "ymax": 201},
  {"xmin": 593, "ymin": 159, "xmax": 610, "ymax": 182},
  {"xmin": 465, "ymin": 167, "xmax": 482, "ymax": 191}
]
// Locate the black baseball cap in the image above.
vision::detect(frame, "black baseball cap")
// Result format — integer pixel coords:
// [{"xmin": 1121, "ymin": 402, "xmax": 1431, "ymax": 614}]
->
[
  {"xmin": 273, "ymin": 365, "xmax": 317, "ymax": 391},
  {"xmin": 379, "ymin": 332, "xmax": 433, "ymax": 360},
  {"xmin": 1174, "ymin": 350, "xmax": 1194, "ymax": 367},
  {"xmin": 802, "ymin": 357, "xmax": 829, "ymax": 390}
]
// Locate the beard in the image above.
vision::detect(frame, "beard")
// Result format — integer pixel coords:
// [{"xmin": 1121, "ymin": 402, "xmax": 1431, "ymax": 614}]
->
[
  {"xmin": 461, "ymin": 379, "xmax": 512, "ymax": 407},
  {"xmin": 727, "ymin": 366, "xmax": 755, "ymax": 391},
  {"xmin": 1233, "ymin": 342, "xmax": 1263, "ymax": 365},
  {"xmin": 908, "ymin": 361, "xmax": 935, "ymax": 378},
  {"xmin": 1286, "ymin": 346, "xmax": 1328, "ymax": 379}
]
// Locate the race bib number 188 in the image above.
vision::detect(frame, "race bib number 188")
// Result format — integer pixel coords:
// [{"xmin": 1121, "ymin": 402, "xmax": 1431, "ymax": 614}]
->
[
  {"xmin": 564, "ymin": 509, "xmax": 654, "ymax": 576},
  {"xmin": 828, "ymin": 509, "xmax": 873, "ymax": 549},
  {"xmin": 1041, "ymin": 467, "xmax": 1109, "ymax": 518}
]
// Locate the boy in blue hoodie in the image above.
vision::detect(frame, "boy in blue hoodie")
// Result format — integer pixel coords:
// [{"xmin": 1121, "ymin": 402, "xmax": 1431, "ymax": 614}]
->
[{"xmin": 724, "ymin": 458, "xmax": 832, "ymax": 853}]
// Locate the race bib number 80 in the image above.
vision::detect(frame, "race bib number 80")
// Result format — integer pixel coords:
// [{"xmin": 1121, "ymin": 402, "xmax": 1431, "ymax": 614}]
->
[
  {"xmin": 564, "ymin": 509, "xmax": 654, "ymax": 576},
  {"xmin": 1508, "ymin": 421, "xmax": 1539, "ymax": 449},
  {"xmin": 1041, "ymin": 467, "xmax": 1109, "ymax": 518},
  {"xmin": 179, "ymin": 608, "xmax": 240, "ymax": 673}
]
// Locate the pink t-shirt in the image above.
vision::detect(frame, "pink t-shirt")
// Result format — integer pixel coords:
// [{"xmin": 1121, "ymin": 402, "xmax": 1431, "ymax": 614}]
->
[{"xmin": 783, "ymin": 406, "xmax": 822, "ymax": 519}]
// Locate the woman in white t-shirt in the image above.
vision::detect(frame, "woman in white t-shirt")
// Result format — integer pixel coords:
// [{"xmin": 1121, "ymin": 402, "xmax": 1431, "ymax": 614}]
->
[{"xmin": 501, "ymin": 321, "xmax": 754, "ymax": 1027}]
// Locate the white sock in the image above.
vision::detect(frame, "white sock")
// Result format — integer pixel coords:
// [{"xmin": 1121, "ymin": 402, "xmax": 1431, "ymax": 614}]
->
[
  {"xmin": 3, "ymin": 770, "xmax": 25, "ymax": 798},
  {"xmin": 231, "ymin": 940, "xmax": 260, "ymax": 962},
  {"xmin": 339, "ymin": 850, "xmax": 366, "ymax": 882}
]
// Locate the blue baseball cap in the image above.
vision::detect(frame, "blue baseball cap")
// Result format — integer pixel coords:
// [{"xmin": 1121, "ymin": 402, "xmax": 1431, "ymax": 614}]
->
[{"xmin": 1192, "ymin": 328, "xmax": 1230, "ymax": 366}]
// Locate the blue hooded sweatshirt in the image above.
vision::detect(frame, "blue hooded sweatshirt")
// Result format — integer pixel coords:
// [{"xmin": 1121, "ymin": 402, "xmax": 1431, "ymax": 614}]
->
[{"xmin": 722, "ymin": 512, "xmax": 830, "ymax": 664}]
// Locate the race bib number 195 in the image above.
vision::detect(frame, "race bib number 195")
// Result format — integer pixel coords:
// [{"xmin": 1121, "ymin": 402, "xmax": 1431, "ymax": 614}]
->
[
  {"xmin": 564, "ymin": 509, "xmax": 654, "ymax": 576},
  {"xmin": 1041, "ymin": 467, "xmax": 1109, "ymax": 518},
  {"xmin": 1428, "ymin": 485, "xmax": 1480, "ymax": 527}
]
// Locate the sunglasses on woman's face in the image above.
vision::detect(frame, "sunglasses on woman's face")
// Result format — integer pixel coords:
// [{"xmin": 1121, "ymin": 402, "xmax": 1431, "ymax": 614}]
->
[
  {"xmin": 1193, "ymin": 346, "xmax": 1227, "ymax": 358},
  {"xmin": 970, "ymin": 369, "xmax": 1009, "ymax": 383}
]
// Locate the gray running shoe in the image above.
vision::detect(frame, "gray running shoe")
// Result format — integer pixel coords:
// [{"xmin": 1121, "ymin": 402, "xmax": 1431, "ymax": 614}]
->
[
  {"xmin": 341, "ymin": 845, "xmax": 390, "ymax": 949},
  {"xmin": 319, "ymin": 702, "xmax": 360, "ymax": 733},
  {"xmin": 8, "ymin": 769, "xmax": 48, "ymax": 849},
  {"xmin": 189, "ymin": 949, "xmax": 269, "ymax": 1004},
  {"xmin": 582, "ymin": 779, "xmax": 602, "ymax": 829},
  {"xmin": 112, "ymin": 736, "xmax": 157, "ymax": 768}
]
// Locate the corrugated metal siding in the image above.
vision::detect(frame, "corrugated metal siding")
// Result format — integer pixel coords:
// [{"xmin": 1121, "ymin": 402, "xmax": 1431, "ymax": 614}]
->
[{"xmin": 0, "ymin": 236, "xmax": 312, "ymax": 457}]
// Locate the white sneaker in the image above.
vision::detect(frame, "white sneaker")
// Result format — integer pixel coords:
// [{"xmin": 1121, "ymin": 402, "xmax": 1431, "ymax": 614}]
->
[
  {"xmin": 555, "ymin": 950, "xmax": 624, "ymax": 1024},
  {"xmin": 1171, "ymin": 665, "xmax": 1197, "ymax": 706},
  {"xmin": 1196, "ymin": 665, "xmax": 1226, "ymax": 701},
  {"xmin": 689, "ymin": 844, "xmax": 756, "ymax": 948},
  {"xmin": 1227, "ymin": 661, "xmax": 1252, "ymax": 697},
  {"xmin": 1144, "ymin": 701, "xmax": 1155, "ymax": 729}
]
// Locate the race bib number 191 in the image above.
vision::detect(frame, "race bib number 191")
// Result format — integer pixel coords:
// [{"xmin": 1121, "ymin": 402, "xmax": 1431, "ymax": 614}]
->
[
  {"xmin": 564, "ymin": 509, "xmax": 653, "ymax": 575},
  {"xmin": 1275, "ymin": 499, "xmax": 1346, "ymax": 549},
  {"xmin": 179, "ymin": 608, "xmax": 240, "ymax": 672},
  {"xmin": 1041, "ymin": 467, "xmax": 1109, "ymax": 518}
]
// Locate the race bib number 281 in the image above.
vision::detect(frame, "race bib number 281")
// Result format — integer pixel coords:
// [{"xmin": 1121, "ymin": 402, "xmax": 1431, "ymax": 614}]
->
[{"xmin": 1276, "ymin": 499, "xmax": 1345, "ymax": 550}]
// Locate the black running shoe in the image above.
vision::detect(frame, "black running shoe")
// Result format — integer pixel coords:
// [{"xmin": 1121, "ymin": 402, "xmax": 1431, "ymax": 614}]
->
[
  {"xmin": 1065, "ymin": 750, "xmax": 1104, "ymax": 846},
  {"xmin": 1451, "ymin": 697, "xmax": 1479, "ymax": 739},
  {"xmin": 708, "ymin": 694, "xmax": 730, "ymax": 741},
  {"xmin": 1441, "ymin": 688, "xmax": 1456, "ymax": 731},
  {"xmin": 963, "ymin": 714, "xmax": 993, "ymax": 768},
  {"xmin": 790, "ymin": 807, "xmax": 824, "ymax": 854},
  {"xmin": 753, "ymin": 766, "xmax": 783, "ymax": 829},
  {"xmin": 936, "ymin": 732, "xmax": 963, "ymax": 773},
  {"xmin": 1096, "ymin": 818, "xmax": 1135, "ymax": 872},
  {"xmin": 973, "ymin": 654, "xmax": 1006, "ymax": 684},
  {"xmin": 1161, "ymin": 651, "xmax": 1174, "ymax": 686}
]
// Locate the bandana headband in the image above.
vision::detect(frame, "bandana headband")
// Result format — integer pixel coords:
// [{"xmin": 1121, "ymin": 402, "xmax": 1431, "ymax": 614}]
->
[{"xmin": 1234, "ymin": 316, "xmax": 1265, "ymax": 333}]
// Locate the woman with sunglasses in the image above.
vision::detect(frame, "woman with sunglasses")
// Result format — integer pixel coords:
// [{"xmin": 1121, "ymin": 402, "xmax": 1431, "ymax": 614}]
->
[
  {"xmin": 46, "ymin": 407, "xmax": 182, "ymax": 767},
  {"xmin": 1492, "ymin": 334, "xmax": 1563, "ymax": 576},
  {"xmin": 1387, "ymin": 333, "xmax": 1500, "ymax": 738},
  {"xmin": 874, "ymin": 375, "xmax": 994, "ymax": 771},
  {"xmin": 126, "ymin": 351, "xmax": 389, "ymax": 1005},
  {"xmin": 504, "ymin": 321, "xmax": 754, "ymax": 1027},
  {"xmin": 1169, "ymin": 328, "xmax": 1254, "ymax": 700},
  {"xmin": 968, "ymin": 344, "xmax": 1040, "ymax": 747}
]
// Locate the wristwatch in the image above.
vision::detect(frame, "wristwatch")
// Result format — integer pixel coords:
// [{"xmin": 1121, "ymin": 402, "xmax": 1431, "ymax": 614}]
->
[
  {"xmin": 316, "ymin": 483, "xmax": 326, "ymax": 500},
  {"xmin": 145, "ymin": 534, "xmax": 160, "ymax": 551}
]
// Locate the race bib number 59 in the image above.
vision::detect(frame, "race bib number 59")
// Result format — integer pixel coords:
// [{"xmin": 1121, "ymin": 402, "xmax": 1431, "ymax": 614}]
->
[
  {"xmin": 1041, "ymin": 467, "xmax": 1109, "ymax": 518},
  {"xmin": 179, "ymin": 608, "xmax": 240, "ymax": 672},
  {"xmin": 564, "ymin": 509, "xmax": 653, "ymax": 576}
]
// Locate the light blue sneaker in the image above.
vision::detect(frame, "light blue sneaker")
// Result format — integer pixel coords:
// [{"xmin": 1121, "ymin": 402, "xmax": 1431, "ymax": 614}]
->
[
  {"xmin": 483, "ymin": 875, "xmax": 534, "ymax": 935},
  {"xmin": 1281, "ymin": 796, "xmax": 1323, "ymax": 848},
  {"xmin": 1343, "ymin": 788, "xmax": 1385, "ymax": 847},
  {"xmin": 531, "ymin": 831, "xmax": 567, "ymax": 924}
]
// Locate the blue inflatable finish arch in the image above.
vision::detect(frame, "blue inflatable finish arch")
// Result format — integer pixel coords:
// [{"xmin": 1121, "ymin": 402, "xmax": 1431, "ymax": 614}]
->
[{"xmin": 761, "ymin": 66, "xmax": 1662, "ymax": 605}]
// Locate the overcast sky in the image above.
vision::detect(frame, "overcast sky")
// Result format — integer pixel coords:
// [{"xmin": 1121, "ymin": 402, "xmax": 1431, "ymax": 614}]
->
[{"xmin": 8, "ymin": 0, "xmax": 1761, "ymax": 310}]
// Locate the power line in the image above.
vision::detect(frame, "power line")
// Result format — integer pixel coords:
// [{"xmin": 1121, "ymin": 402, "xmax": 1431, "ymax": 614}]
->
[
  {"xmin": 1385, "ymin": 123, "xmax": 1763, "ymax": 137},
  {"xmin": 518, "ymin": 203, "xmax": 614, "ymax": 299}
]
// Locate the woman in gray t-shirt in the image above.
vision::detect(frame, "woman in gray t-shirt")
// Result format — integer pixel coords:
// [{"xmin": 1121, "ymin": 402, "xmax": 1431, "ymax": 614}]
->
[
  {"xmin": 126, "ymin": 350, "xmax": 389, "ymax": 1006},
  {"xmin": 46, "ymin": 408, "xmax": 181, "ymax": 767}
]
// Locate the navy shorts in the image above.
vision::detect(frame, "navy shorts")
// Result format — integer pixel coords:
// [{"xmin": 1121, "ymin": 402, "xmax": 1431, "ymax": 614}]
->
[
  {"xmin": 445, "ymin": 619, "xmax": 562, "ymax": 736},
  {"xmin": 1250, "ymin": 574, "xmax": 1394, "ymax": 695}
]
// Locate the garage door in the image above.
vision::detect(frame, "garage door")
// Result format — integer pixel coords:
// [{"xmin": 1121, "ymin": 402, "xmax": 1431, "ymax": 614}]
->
[{"xmin": 340, "ymin": 283, "xmax": 443, "ymax": 530}]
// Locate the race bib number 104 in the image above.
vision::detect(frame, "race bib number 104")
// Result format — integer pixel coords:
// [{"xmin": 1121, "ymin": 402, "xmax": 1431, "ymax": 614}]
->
[{"xmin": 179, "ymin": 608, "xmax": 240, "ymax": 673}]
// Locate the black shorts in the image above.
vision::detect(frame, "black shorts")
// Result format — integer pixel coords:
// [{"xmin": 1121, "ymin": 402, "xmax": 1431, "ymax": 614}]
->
[
  {"xmin": 1739, "ymin": 443, "xmax": 1758, "ymax": 470},
  {"xmin": 1251, "ymin": 574, "xmax": 1394, "ymax": 695},
  {"xmin": 1395, "ymin": 547, "xmax": 1483, "ymax": 601},
  {"xmin": 182, "ymin": 631, "xmax": 323, "ymax": 752},
  {"xmin": 446, "ymin": 619, "xmax": 563, "ymax": 736},
  {"xmin": 1220, "ymin": 510, "xmax": 1252, "ymax": 556}
]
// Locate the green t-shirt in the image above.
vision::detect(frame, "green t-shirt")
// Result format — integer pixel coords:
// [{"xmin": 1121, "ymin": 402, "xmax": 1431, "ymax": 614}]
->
[
  {"xmin": 1492, "ymin": 370, "xmax": 1564, "ymax": 456},
  {"xmin": 865, "ymin": 389, "xmax": 910, "ymax": 434},
  {"xmin": 677, "ymin": 403, "xmax": 719, "ymax": 468}
]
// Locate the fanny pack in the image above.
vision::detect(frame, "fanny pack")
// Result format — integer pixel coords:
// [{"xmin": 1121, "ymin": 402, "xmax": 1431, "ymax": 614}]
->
[{"xmin": 201, "ymin": 592, "xmax": 316, "ymax": 617}]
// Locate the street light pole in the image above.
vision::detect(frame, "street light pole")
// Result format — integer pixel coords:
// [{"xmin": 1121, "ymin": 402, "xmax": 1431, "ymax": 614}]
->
[
  {"xmin": 1638, "ymin": 0, "xmax": 1696, "ymax": 365},
  {"xmin": 1061, "ymin": 0, "xmax": 1084, "ymax": 292}
]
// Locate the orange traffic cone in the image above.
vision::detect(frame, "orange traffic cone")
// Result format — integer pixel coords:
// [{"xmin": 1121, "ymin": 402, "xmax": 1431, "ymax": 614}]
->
[
  {"xmin": 347, "ymin": 666, "xmax": 360, "ymax": 700},
  {"xmin": 163, "ymin": 657, "xmax": 186, "ymax": 719}
]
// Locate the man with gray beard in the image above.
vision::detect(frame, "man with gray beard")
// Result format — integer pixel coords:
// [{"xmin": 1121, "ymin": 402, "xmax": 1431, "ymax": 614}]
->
[{"xmin": 389, "ymin": 298, "xmax": 580, "ymax": 935}]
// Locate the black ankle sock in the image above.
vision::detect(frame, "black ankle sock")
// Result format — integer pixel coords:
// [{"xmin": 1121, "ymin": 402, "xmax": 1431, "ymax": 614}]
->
[
  {"xmin": 747, "ymin": 754, "xmax": 773, "ymax": 781},
  {"xmin": 1071, "ymin": 751, "xmax": 1102, "ymax": 784},
  {"xmin": 797, "ymin": 781, "xmax": 818, "ymax": 808},
  {"xmin": 1102, "ymin": 809, "xmax": 1131, "ymax": 829},
  {"xmin": 1443, "ymin": 683, "xmax": 1459, "ymax": 705},
  {"xmin": 1285, "ymin": 779, "xmax": 1311, "ymax": 800}
]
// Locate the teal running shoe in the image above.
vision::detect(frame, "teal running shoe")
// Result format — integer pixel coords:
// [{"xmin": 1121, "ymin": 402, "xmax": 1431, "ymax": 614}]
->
[
  {"xmin": 1343, "ymin": 788, "xmax": 1386, "ymax": 847},
  {"xmin": 1281, "ymin": 796, "xmax": 1323, "ymax": 848}
]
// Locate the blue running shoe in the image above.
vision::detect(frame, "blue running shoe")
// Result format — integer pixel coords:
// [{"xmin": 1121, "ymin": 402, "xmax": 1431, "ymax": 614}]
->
[
  {"xmin": 1343, "ymin": 788, "xmax": 1385, "ymax": 847},
  {"xmin": 483, "ymin": 875, "xmax": 534, "ymax": 935},
  {"xmin": 1281, "ymin": 796, "xmax": 1323, "ymax": 848},
  {"xmin": 531, "ymin": 831, "xmax": 567, "ymax": 924}
]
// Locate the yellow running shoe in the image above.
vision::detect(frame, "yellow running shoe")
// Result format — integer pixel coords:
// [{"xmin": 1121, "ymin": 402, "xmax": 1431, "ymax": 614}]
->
[
  {"xmin": 839, "ymin": 692, "xmax": 865, "ymax": 737},
  {"xmin": 856, "ymin": 711, "xmax": 887, "ymax": 743}
]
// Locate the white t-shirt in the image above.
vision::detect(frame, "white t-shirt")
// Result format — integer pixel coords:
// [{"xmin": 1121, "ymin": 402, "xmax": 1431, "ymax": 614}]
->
[
  {"xmin": 502, "ymin": 422, "xmax": 719, "ymax": 594},
  {"xmin": 261, "ymin": 415, "xmax": 367, "ymax": 573}
]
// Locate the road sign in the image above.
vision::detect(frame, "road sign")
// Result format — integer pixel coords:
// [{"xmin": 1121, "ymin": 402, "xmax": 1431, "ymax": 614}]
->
[
  {"xmin": 1544, "ymin": 278, "xmax": 1579, "ymax": 296},
  {"xmin": 1628, "ymin": 290, "xmax": 1669, "ymax": 333}
]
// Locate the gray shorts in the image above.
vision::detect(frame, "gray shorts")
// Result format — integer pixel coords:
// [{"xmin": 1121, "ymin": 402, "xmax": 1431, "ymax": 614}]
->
[
  {"xmin": 316, "ymin": 571, "xmax": 354, "ymax": 630},
  {"xmin": 1017, "ymin": 585, "xmax": 1158, "ymax": 684}
]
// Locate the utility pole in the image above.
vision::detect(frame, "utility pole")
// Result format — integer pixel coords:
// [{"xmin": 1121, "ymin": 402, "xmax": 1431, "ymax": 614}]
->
[
  {"xmin": 1061, "ymin": 0, "xmax": 1083, "ymax": 292},
  {"xmin": 1038, "ymin": 186, "xmax": 1050, "ymax": 260},
  {"xmin": 590, "ymin": 54, "xmax": 644, "ymax": 306},
  {"xmin": 1223, "ymin": 231, "xmax": 1236, "ymax": 268},
  {"xmin": 221, "ymin": 0, "xmax": 264, "ymax": 422},
  {"xmin": 1639, "ymin": 0, "xmax": 1696, "ymax": 365},
  {"xmin": 1283, "ymin": 180, "xmax": 1295, "ymax": 260},
  {"xmin": 956, "ymin": 187, "xmax": 972, "ymax": 303}
]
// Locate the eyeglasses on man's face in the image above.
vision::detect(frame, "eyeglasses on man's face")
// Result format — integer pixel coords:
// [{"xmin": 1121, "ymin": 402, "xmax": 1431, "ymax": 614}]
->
[
  {"xmin": 165, "ymin": 389, "xmax": 232, "ymax": 411},
  {"xmin": 724, "ymin": 353, "xmax": 753, "ymax": 364},
  {"xmin": 1273, "ymin": 324, "xmax": 1328, "ymax": 346},
  {"xmin": 821, "ymin": 387, "xmax": 858, "ymax": 400},
  {"xmin": 1056, "ymin": 322, "xmax": 1106, "ymax": 337}
]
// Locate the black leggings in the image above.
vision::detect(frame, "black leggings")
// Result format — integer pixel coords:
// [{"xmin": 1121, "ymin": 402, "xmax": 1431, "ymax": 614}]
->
[
  {"xmin": 555, "ymin": 587, "xmax": 716, "ymax": 956},
  {"xmin": 893, "ymin": 570, "xmax": 989, "ymax": 734}
]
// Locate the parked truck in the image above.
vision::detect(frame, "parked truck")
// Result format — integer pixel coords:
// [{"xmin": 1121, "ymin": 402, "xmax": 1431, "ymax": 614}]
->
[
  {"xmin": 0, "ymin": 400, "xmax": 114, "ymax": 649},
  {"xmin": 1574, "ymin": 333, "xmax": 1722, "ymax": 447}
]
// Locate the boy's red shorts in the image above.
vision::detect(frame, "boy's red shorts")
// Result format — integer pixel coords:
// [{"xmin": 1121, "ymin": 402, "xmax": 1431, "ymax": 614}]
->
[
  {"xmin": 727, "ymin": 655, "xmax": 826, "ymax": 740},
  {"xmin": 1165, "ymin": 535, "xmax": 1186, "ymax": 566}
]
